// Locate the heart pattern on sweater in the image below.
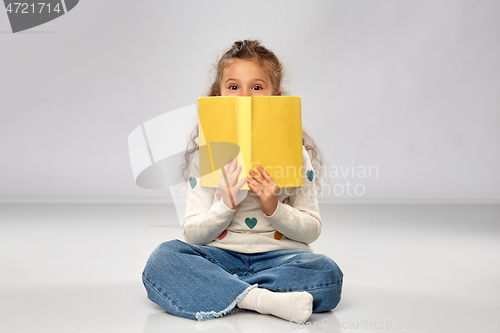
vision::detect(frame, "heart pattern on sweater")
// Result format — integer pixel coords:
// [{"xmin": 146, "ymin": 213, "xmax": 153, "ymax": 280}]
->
[
  {"xmin": 245, "ymin": 217, "xmax": 257, "ymax": 229},
  {"xmin": 274, "ymin": 231, "xmax": 283, "ymax": 240},
  {"xmin": 216, "ymin": 193, "xmax": 222, "ymax": 201},
  {"xmin": 306, "ymin": 170, "xmax": 314, "ymax": 182},
  {"xmin": 189, "ymin": 177, "xmax": 197, "ymax": 189},
  {"xmin": 218, "ymin": 230, "xmax": 228, "ymax": 241}
]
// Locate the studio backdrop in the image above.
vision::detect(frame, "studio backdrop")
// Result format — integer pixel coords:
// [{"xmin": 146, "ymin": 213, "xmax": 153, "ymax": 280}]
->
[{"xmin": 1, "ymin": 0, "xmax": 499, "ymax": 203}]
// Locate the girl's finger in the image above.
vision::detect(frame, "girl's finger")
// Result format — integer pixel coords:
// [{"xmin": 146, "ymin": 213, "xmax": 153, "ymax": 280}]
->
[
  {"xmin": 249, "ymin": 169, "xmax": 265, "ymax": 183},
  {"xmin": 224, "ymin": 158, "xmax": 235, "ymax": 174},
  {"xmin": 227, "ymin": 157, "xmax": 238, "ymax": 174},
  {"xmin": 229, "ymin": 165, "xmax": 242, "ymax": 185},
  {"xmin": 260, "ymin": 166, "xmax": 272, "ymax": 179},
  {"xmin": 234, "ymin": 176, "xmax": 247, "ymax": 191},
  {"xmin": 248, "ymin": 178, "xmax": 264, "ymax": 193},
  {"xmin": 257, "ymin": 166, "xmax": 273, "ymax": 181},
  {"xmin": 224, "ymin": 159, "xmax": 231, "ymax": 173}
]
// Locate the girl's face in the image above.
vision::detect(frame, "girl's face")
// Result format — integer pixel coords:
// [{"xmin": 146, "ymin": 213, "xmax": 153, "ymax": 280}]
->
[{"xmin": 220, "ymin": 59, "xmax": 279, "ymax": 97}]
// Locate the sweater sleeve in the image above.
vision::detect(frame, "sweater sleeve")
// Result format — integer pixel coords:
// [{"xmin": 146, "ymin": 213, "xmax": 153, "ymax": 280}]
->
[
  {"xmin": 265, "ymin": 146, "xmax": 322, "ymax": 244},
  {"xmin": 181, "ymin": 151, "xmax": 237, "ymax": 245}
]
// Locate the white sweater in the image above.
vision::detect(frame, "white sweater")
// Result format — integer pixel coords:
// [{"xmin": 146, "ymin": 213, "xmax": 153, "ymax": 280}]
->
[{"xmin": 181, "ymin": 145, "xmax": 322, "ymax": 254}]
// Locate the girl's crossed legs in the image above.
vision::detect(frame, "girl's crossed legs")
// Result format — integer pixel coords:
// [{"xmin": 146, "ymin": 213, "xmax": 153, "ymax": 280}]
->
[{"xmin": 142, "ymin": 239, "xmax": 343, "ymax": 321}]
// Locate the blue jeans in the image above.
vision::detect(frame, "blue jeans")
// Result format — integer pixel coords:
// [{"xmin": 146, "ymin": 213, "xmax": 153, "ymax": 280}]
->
[{"xmin": 142, "ymin": 239, "xmax": 343, "ymax": 321}]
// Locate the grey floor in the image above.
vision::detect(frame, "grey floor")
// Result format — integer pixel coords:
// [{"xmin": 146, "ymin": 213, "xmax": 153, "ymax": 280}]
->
[{"xmin": 0, "ymin": 203, "xmax": 499, "ymax": 333}]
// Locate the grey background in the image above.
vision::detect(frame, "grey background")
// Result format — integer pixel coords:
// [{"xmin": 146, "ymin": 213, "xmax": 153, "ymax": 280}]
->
[{"xmin": 1, "ymin": 0, "xmax": 499, "ymax": 203}]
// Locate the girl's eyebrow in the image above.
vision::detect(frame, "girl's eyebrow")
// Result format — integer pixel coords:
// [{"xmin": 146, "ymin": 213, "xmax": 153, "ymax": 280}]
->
[{"xmin": 223, "ymin": 78, "xmax": 268, "ymax": 84}]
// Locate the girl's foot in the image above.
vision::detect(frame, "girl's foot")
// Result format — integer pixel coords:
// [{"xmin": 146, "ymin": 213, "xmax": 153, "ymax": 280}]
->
[{"xmin": 237, "ymin": 287, "xmax": 313, "ymax": 322}]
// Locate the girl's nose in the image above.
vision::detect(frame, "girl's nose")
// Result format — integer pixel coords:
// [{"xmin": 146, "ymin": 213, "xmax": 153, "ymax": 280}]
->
[{"xmin": 240, "ymin": 88, "xmax": 251, "ymax": 96}]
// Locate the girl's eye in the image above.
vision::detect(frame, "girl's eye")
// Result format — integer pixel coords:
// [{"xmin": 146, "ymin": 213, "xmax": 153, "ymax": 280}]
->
[
  {"xmin": 229, "ymin": 85, "xmax": 238, "ymax": 90},
  {"xmin": 252, "ymin": 86, "xmax": 262, "ymax": 90}
]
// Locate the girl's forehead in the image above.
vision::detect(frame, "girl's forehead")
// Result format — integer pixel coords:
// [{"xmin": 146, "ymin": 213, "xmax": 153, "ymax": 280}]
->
[
  {"xmin": 222, "ymin": 59, "xmax": 269, "ymax": 78},
  {"xmin": 224, "ymin": 58, "xmax": 259, "ymax": 69}
]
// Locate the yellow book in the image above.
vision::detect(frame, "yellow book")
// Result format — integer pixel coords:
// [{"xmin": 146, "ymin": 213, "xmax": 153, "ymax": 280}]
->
[{"xmin": 198, "ymin": 96, "xmax": 303, "ymax": 190}]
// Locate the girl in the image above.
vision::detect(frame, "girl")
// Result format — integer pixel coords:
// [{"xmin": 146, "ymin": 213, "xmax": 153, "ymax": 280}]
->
[{"xmin": 142, "ymin": 40, "xmax": 343, "ymax": 322}]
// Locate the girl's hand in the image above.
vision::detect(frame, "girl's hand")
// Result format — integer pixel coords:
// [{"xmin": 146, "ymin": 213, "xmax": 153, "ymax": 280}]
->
[
  {"xmin": 219, "ymin": 158, "xmax": 246, "ymax": 210},
  {"xmin": 246, "ymin": 165, "xmax": 279, "ymax": 216}
]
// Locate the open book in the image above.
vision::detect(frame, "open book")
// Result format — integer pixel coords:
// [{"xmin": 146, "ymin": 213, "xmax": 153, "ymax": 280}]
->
[{"xmin": 198, "ymin": 96, "xmax": 303, "ymax": 190}]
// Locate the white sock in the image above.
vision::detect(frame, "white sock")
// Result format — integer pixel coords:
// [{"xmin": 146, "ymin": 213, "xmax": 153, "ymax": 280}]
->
[{"xmin": 237, "ymin": 288, "xmax": 313, "ymax": 322}]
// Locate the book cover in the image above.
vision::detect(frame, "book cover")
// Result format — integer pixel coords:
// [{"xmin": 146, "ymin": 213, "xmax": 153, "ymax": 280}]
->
[{"xmin": 198, "ymin": 96, "xmax": 303, "ymax": 190}]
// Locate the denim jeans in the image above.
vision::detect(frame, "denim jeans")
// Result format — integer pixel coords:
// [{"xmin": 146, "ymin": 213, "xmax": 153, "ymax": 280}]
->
[{"xmin": 142, "ymin": 239, "xmax": 343, "ymax": 321}]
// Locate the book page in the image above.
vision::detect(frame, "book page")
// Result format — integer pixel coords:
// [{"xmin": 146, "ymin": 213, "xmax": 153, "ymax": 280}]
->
[{"xmin": 252, "ymin": 96, "xmax": 303, "ymax": 188}]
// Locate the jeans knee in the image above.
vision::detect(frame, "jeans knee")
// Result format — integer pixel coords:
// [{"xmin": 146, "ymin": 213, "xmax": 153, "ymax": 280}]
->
[
  {"xmin": 293, "ymin": 253, "xmax": 343, "ymax": 285},
  {"xmin": 153, "ymin": 239, "xmax": 188, "ymax": 257},
  {"xmin": 324, "ymin": 257, "xmax": 343, "ymax": 310},
  {"xmin": 319, "ymin": 255, "xmax": 343, "ymax": 285},
  {"xmin": 144, "ymin": 240, "xmax": 185, "ymax": 275},
  {"xmin": 156, "ymin": 239, "xmax": 186, "ymax": 253},
  {"xmin": 328, "ymin": 283, "xmax": 343, "ymax": 311}
]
